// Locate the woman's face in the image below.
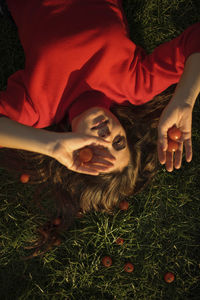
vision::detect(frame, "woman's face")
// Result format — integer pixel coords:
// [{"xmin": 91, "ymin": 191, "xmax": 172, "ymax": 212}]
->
[{"xmin": 71, "ymin": 107, "xmax": 131, "ymax": 173}]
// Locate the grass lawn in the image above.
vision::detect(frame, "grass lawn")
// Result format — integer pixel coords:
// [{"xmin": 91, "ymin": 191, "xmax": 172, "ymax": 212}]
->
[{"xmin": 0, "ymin": 0, "xmax": 200, "ymax": 299}]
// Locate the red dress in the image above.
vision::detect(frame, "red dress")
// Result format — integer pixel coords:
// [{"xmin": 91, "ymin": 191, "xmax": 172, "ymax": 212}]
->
[{"xmin": 0, "ymin": 0, "xmax": 200, "ymax": 128}]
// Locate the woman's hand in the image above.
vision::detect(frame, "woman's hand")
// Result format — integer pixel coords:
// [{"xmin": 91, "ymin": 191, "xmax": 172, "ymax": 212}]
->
[
  {"xmin": 157, "ymin": 53, "xmax": 200, "ymax": 172},
  {"xmin": 157, "ymin": 97, "xmax": 193, "ymax": 172},
  {"xmin": 49, "ymin": 132, "xmax": 116, "ymax": 175}
]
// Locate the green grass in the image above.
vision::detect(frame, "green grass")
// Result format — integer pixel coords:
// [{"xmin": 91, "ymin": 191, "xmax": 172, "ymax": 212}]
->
[{"xmin": 0, "ymin": 1, "xmax": 200, "ymax": 299}]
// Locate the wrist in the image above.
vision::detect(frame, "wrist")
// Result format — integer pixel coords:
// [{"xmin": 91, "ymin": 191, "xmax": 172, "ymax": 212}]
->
[
  {"xmin": 171, "ymin": 92, "xmax": 196, "ymax": 109},
  {"xmin": 38, "ymin": 130, "xmax": 61, "ymax": 157},
  {"xmin": 172, "ymin": 53, "xmax": 200, "ymax": 108}
]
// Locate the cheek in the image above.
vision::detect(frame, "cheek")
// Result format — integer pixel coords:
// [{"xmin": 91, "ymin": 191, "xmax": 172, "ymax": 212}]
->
[
  {"xmin": 72, "ymin": 119, "xmax": 86, "ymax": 133},
  {"xmin": 76, "ymin": 121, "xmax": 91, "ymax": 135},
  {"xmin": 112, "ymin": 119, "xmax": 122, "ymax": 132}
]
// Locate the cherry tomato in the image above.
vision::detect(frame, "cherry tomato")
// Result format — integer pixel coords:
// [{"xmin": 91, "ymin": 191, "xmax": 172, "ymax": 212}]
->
[
  {"xmin": 115, "ymin": 238, "xmax": 124, "ymax": 245},
  {"xmin": 102, "ymin": 256, "xmax": 112, "ymax": 267},
  {"xmin": 167, "ymin": 139, "xmax": 179, "ymax": 152},
  {"xmin": 164, "ymin": 272, "xmax": 175, "ymax": 283},
  {"xmin": 168, "ymin": 126, "xmax": 182, "ymax": 141},
  {"xmin": 20, "ymin": 174, "xmax": 30, "ymax": 183},
  {"xmin": 119, "ymin": 200, "xmax": 129, "ymax": 210},
  {"xmin": 79, "ymin": 147, "xmax": 93, "ymax": 163},
  {"xmin": 53, "ymin": 238, "xmax": 61, "ymax": 246},
  {"xmin": 124, "ymin": 263, "xmax": 134, "ymax": 273},
  {"xmin": 53, "ymin": 217, "xmax": 61, "ymax": 226}
]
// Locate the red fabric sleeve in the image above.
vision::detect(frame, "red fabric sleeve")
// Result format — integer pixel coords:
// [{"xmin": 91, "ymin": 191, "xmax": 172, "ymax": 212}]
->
[
  {"xmin": 129, "ymin": 22, "xmax": 200, "ymax": 104},
  {"xmin": 0, "ymin": 70, "xmax": 39, "ymax": 126}
]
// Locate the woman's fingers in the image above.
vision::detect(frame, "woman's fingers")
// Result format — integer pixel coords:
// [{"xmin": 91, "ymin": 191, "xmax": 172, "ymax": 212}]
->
[
  {"xmin": 184, "ymin": 138, "xmax": 193, "ymax": 162},
  {"xmin": 91, "ymin": 145, "xmax": 116, "ymax": 161},
  {"xmin": 174, "ymin": 142, "xmax": 183, "ymax": 169},
  {"xmin": 78, "ymin": 154, "xmax": 114, "ymax": 169},
  {"xmin": 157, "ymin": 124, "xmax": 169, "ymax": 164},
  {"xmin": 90, "ymin": 157, "xmax": 114, "ymax": 167},
  {"xmin": 73, "ymin": 160, "xmax": 113, "ymax": 176},
  {"xmin": 74, "ymin": 167, "xmax": 99, "ymax": 176},
  {"xmin": 159, "ymin": 140, "xmax": 192, "ymax": 172},
  {"xmin": 158, "ymin": 137, "xmax": 183, "ymax": 171},
  {"xmin": 163, "ymin": 139, "xmax": 183, "ymax": 171},
  {"xmin": 81, "ymin": 136, "xmax": 112, "ymax": 148},
  {"xmin": 72, "ymin": 151, "xmax": 114, "ymax": 175},
  {"xmin": 157, "ymin": 130, "xmax": 168, "ymax": 165},
  {"xmin": 165, "ymin": 151, "xmax": 173, "ymax": 172},
  {"xmin": 157, "ymin": 141, "xmax": 167, "ymax": 165},
  {"xmin": 73, "ymin": 146, "xmax": 115, "ymax": 167}
]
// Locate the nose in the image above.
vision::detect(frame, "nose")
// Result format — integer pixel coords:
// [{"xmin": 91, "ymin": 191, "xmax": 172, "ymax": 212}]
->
[{"xmin": 98, "ymin": 126, "xmax": 111, "ymax": 138}]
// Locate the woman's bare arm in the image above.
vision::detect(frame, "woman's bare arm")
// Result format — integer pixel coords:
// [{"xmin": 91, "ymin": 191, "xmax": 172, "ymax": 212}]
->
[
  {"xmin": 171, "ymin": 53, "xmax": 200, "ymax": 108},
  {"xmin": 0, "ymin": 116, "xmax": 115, "ymax": 175},
  {"xmin": 0, "ymin": 116, "xmax": 57, "ymax": 156}
]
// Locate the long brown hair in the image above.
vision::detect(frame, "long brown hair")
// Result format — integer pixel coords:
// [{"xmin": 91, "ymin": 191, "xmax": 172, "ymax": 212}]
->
[{"xmin": 0, "ymin": 86, "xmax": 175, "ymax": 259}]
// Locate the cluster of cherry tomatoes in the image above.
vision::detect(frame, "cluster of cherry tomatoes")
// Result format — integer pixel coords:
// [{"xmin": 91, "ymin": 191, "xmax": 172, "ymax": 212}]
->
[
  {"xmin": 167, "ymin": 126, "xmax": 182, "ymax": 152},
  {"xmin": 101, "ymin": 254, "xmax": 174, "ymax": 282},
  {"xmin": 19, "ymin": 179, "xmax": 175, "ymax": 282},
  {"xmin": 102, "ymin": 256, "xmax": 134, "ymax": 273},
  {"xmin": 102, "ymin": 199, "xmax": 175, "ymax": 282}
]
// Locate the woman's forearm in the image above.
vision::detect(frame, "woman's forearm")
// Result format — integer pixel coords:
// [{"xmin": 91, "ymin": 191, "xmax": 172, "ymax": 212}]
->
[
  {"xmin": 172, "ymin": 53, "xmax": 200, "ymax": 107},
  {"xmin": 0, "ymin": 117, "xmax": 57, "ymax": 156}
]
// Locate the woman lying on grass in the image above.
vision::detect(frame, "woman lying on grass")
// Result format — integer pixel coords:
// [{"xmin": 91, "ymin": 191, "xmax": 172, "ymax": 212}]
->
[{"xmin": 0, "ymin": 0, "xmax": 200, "ymax": 259}]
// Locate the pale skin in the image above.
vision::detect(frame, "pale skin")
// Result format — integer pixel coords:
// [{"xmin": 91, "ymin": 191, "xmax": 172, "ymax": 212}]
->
[
  {"xmin": 71, "ymin": 106, "xmax": 131, "ymax": 173},
  {"xmin": 49, "ymin": 106, "xmax": 131, "ymax": 175}
]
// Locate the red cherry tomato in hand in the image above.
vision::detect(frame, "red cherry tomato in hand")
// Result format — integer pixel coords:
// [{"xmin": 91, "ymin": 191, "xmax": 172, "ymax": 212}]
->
[
  {"xmin": 79, "ymin": 147, "xmax": 93, "ymax": 163},
  {"xmin": 168, "ymin": 126, "xmax": 182, "ymax": 141},
  {"xmin": 167, "ymin": 139, "xmax": 179, "ymax": 152}
]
